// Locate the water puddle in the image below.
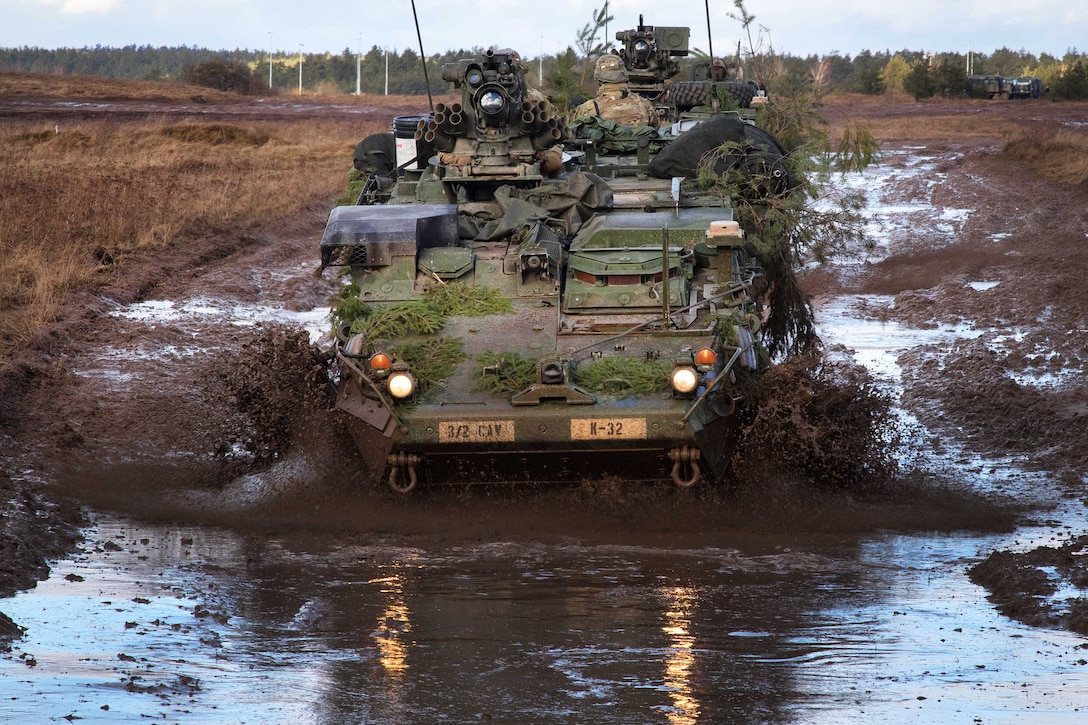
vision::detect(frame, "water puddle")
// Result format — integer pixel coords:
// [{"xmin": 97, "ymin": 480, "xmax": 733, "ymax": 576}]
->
[{"xmin": 3, "ymin": 515, "xmax": 1087, "ymax": 722}]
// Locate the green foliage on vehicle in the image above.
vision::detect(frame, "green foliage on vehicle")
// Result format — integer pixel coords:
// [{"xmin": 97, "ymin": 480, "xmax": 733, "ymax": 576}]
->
[
  {"xmin": 330, "ymin": 282, "xmax": 512, "ymax": 341},
  {"xmin": 574, "ymin": 357, "xmax": 674, "ymax": 395},
  {"xmin": 472, "ymin": 351, "xmax": 539, "ymax": 397},
  {"xmin": 423, "ymin": 282, "xmax": 512, "ymax": 318},
  {"xmin": 388, "ymin": 337, "xmax": 467, "ymax": 392}
]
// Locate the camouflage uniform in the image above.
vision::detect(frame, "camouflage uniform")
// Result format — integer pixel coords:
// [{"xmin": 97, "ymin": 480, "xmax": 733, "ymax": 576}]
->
[
  {"xmin": 574, "ymin": 83, "xmax": 659, "ymax": 127},
  {"xmin": 574, "ymin": 54, "xmax": 659, "ymax": 128}
]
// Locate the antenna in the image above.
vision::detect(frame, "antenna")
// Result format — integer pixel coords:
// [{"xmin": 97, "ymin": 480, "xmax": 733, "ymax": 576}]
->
[
  {"xmin": 704, "ymin": 0, "xmax": 715, "ymax": 62},
  {"xmin": 704, "ymin": 0, "xmax": 719, "ymax": 113},
  {"xmin": 411, "ymin": 0, "xmax": 434, "ymax": 113}
]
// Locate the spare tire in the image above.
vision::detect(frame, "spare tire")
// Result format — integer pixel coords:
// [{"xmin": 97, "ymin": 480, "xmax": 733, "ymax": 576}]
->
[
  {"xmin": 665, "ymin": 81, "xmax": 756, "ymax": 110},
  {"xmin": 353, "ymin": 133, "xmax": 396, "ymax": 175}
]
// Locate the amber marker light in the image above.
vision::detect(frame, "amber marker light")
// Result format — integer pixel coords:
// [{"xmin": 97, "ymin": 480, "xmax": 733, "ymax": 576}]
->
[
  {"xmin": 369, "ymin": 352, "xmax": 393, "ymax": 374},
  {"xmin": 694, "ymin": 348, "xmax": 716, "ymax": 370}
]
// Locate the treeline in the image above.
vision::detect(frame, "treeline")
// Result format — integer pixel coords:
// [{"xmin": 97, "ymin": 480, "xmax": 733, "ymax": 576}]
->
[
  {"xmin": 773, "ymin": 47, "xmax": 1088, "ymax": 100},
  {"xmin": 0, "ymin": 44, "xmax": 488, "ymax": 95},
  {"xmin": 3, "ymin": 43, "xmax": 1088, "ymax": 100}
]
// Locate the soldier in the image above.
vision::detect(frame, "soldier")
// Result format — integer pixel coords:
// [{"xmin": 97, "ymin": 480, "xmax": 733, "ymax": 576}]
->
[
  {"xmin": 574, "ymin": 54, "xmax": 659, "ymax": 128},
  {"xmin": 711, "ymin": 58, "xmax": 728, "ymax": 82}
]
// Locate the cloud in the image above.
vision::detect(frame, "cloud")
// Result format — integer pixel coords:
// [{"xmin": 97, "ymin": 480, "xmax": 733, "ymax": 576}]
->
[{"xmin": 32, "ymin": 0, "xmax": 123, "ymax": 15}]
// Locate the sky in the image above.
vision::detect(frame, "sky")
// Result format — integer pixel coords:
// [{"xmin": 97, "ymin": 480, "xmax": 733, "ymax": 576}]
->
[{"xmin": 3, "ymin": 0, "xmax": 1085, "ymax": 60}]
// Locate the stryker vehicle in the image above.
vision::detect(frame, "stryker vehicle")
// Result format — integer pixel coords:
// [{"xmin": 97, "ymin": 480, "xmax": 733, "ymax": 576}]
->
[{"xmin": 320, "ymin": 46, "xmax": 779, "ymax": 493}]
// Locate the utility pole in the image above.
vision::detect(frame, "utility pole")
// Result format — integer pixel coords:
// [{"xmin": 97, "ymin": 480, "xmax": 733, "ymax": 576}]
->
[
  {"xmin": 385, "ymin": 47, "xmax": 389, "ymax": 95},
  {"xmin": 297, "ymin": 43, "xmax": 303, "ymax": 96},
  {"xmin": 539, "ymin": 35, "xmax": 543, "ymax": 85},
  {"xmin": 267, "ymin": 32, "xmax": 273, "ymax": 90},
  {"xmin": 356, "ymin": 33, "xmax": 362, "ymax": 95}
]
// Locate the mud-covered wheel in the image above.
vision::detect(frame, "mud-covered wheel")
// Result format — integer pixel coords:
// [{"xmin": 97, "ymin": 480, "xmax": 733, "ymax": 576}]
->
[{"xmin": 666, "ymin": 81, "xmax": 756, "ymax": 110}]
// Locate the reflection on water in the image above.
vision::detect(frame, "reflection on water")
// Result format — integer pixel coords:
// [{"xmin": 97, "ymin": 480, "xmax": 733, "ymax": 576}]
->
[
  {"xmin": 661, "ymin": 586, "xmax": 698, "ymax": 724},
  {"xmin": 3, "ymin": 514, "xmax": 1086, "ymax": 723},
  {"xmin": 371, "ymin": 568, "xmax": 412, "ymax": 678}
]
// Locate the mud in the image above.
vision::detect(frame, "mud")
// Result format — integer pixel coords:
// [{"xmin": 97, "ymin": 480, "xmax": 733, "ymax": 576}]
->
[
  {"xmin": 798, "ymin": 102, "xmax": 1088, "ymax": 637},
  {"xmin": 969, "ymin": 536, "xmax": 1088, "ymax": 634},
  {"xmin": 1, "ymin": 93, "xmax": 1087, "ymax": 716}
]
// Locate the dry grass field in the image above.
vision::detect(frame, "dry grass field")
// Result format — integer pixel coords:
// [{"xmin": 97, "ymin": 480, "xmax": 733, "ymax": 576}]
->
[
  {"xmin": 821, "ymin": 93, "xmax": 1088, "ymax": 186},
  {"xmin": 0, "ymin": 72, "xmax": 432, "ymax": 363}
]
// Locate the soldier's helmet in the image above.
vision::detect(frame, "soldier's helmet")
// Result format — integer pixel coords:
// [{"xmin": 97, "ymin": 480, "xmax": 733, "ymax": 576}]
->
[{"xmin": 594, "ymin": 54, "xmax": 629, "ymax": 83}]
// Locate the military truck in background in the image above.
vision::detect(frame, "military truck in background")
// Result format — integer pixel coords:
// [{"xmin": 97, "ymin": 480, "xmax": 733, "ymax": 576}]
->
[
  {"xmin": 1006, "ymin": 76, "xmax": 1043, "ymax": 99},
  {"xmin": 968, "ymin": 74, "xmax": 1007, "ymax": 99},
  {"xmin": 320, "ymin": 37, "xmax": 791, "ymax": 493},
  {"xmin": 967, "ymin": 74, "xmax": 1043, "ymax": 99}
]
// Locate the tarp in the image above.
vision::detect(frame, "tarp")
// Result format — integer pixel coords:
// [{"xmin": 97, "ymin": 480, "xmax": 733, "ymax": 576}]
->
[
  {"xmin": 648, "ymin": 116, "xmax": 794, "ymax": 196},
  {"xmin": 460, "ymin": 172, "xmax": 615, "ymax": 241}
]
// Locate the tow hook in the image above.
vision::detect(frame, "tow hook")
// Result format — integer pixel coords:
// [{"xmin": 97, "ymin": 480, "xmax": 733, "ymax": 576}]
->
[
  {"xmin": 667, "ymin": 446, "xmax": 702, "ymax": 488},
  {"xmin": 387, "ymin": 452, "xmax": 421, "ymax": 494}
]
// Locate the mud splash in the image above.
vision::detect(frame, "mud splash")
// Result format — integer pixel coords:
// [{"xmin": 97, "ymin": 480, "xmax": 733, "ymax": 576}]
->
[{"xmin": 732, "ymin": 354, "xmax": 901, "ymax": 495}]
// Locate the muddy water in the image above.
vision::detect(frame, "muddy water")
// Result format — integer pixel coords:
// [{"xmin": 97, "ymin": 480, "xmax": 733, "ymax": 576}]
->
[
  {"xmin": 3, "ymin": 510, "xmax": 1087, "ymax": 723},
  {"xmin": 4, "ymin": 150, "xmax": 1088, "ymax": 721}
]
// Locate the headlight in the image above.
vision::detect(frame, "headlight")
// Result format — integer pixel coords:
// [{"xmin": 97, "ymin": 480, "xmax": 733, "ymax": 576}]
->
[
  {"xmin": 670, "ymin": 366, "xmax": 698, "ymax": 395},
  {"xmin": 387, "ymin": 365, "xmax": 417, "ymax": 400},
  {"xmin": 478, "ymin": 90, "xmax": 505, "ymax": 116}
]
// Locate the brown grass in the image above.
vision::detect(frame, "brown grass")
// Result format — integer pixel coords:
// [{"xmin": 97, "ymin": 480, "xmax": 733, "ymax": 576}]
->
[
  {"xmin": 0, "ymin": 70, "xmax": 455, "ymax": 108},
  {"xmin": 1002, "ymin": 125, "xmax": 1088, "ymax": 184},
  {"xmin": 0, "ymin": 108, "xmax": 391, "ymax": 362},
  {"xmin": 819, "ymin": 94, "xmax": 1025, "ymax": 143},
  {"xmin": 0, "ymin": 71, "xmax": 457, "ymax": 365},
  {"xmin": 820, "ymin": 94, "xmax": 1088, "ymax": 185},
  {"xmin": 0, "ymin": 70, "xmax": 239, "ymax": 103}
]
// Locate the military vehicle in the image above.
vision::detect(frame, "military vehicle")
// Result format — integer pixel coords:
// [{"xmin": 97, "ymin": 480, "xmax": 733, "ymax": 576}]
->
[
  {"xmin": 320, "ymin": 45, "xmax": 783, "ymax": 493},
  {"xmin": 967, "ymin": 74, "xmax": 1008, "ymax": 99},
  {"xmin": 966, "ymin": 75, "xmax": 1043, "ymax": 100},
  {"xmin": 1006, "ymin": 76, "xmax": 1043, "ymax": 99}
]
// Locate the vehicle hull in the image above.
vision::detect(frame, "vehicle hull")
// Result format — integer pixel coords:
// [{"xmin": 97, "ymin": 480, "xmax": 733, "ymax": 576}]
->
[{"xmin": 341, "ymin": 378, "xmax": 743, "ymax": 487}]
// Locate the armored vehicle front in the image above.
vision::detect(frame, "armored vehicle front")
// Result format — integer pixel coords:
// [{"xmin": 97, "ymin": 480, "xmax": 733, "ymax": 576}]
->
[{"xmin": 321, "ymin": 47, "xmax": 778, "ymax": 492}]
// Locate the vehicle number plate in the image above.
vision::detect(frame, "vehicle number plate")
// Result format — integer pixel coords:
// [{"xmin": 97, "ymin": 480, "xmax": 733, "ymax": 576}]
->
[
  {"xmin": 438, "ymin": 420, "xmax": 515, "ymax": 443},
  {"xmin": 570, "ymin": 418, "xmax": 646, "ymax": 440}
]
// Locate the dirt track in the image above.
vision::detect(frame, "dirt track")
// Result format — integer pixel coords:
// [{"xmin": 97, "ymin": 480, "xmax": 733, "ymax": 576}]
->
[{"xmin": 1, "ymin": 93, "xmax": 1087, "ymax": 634}]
